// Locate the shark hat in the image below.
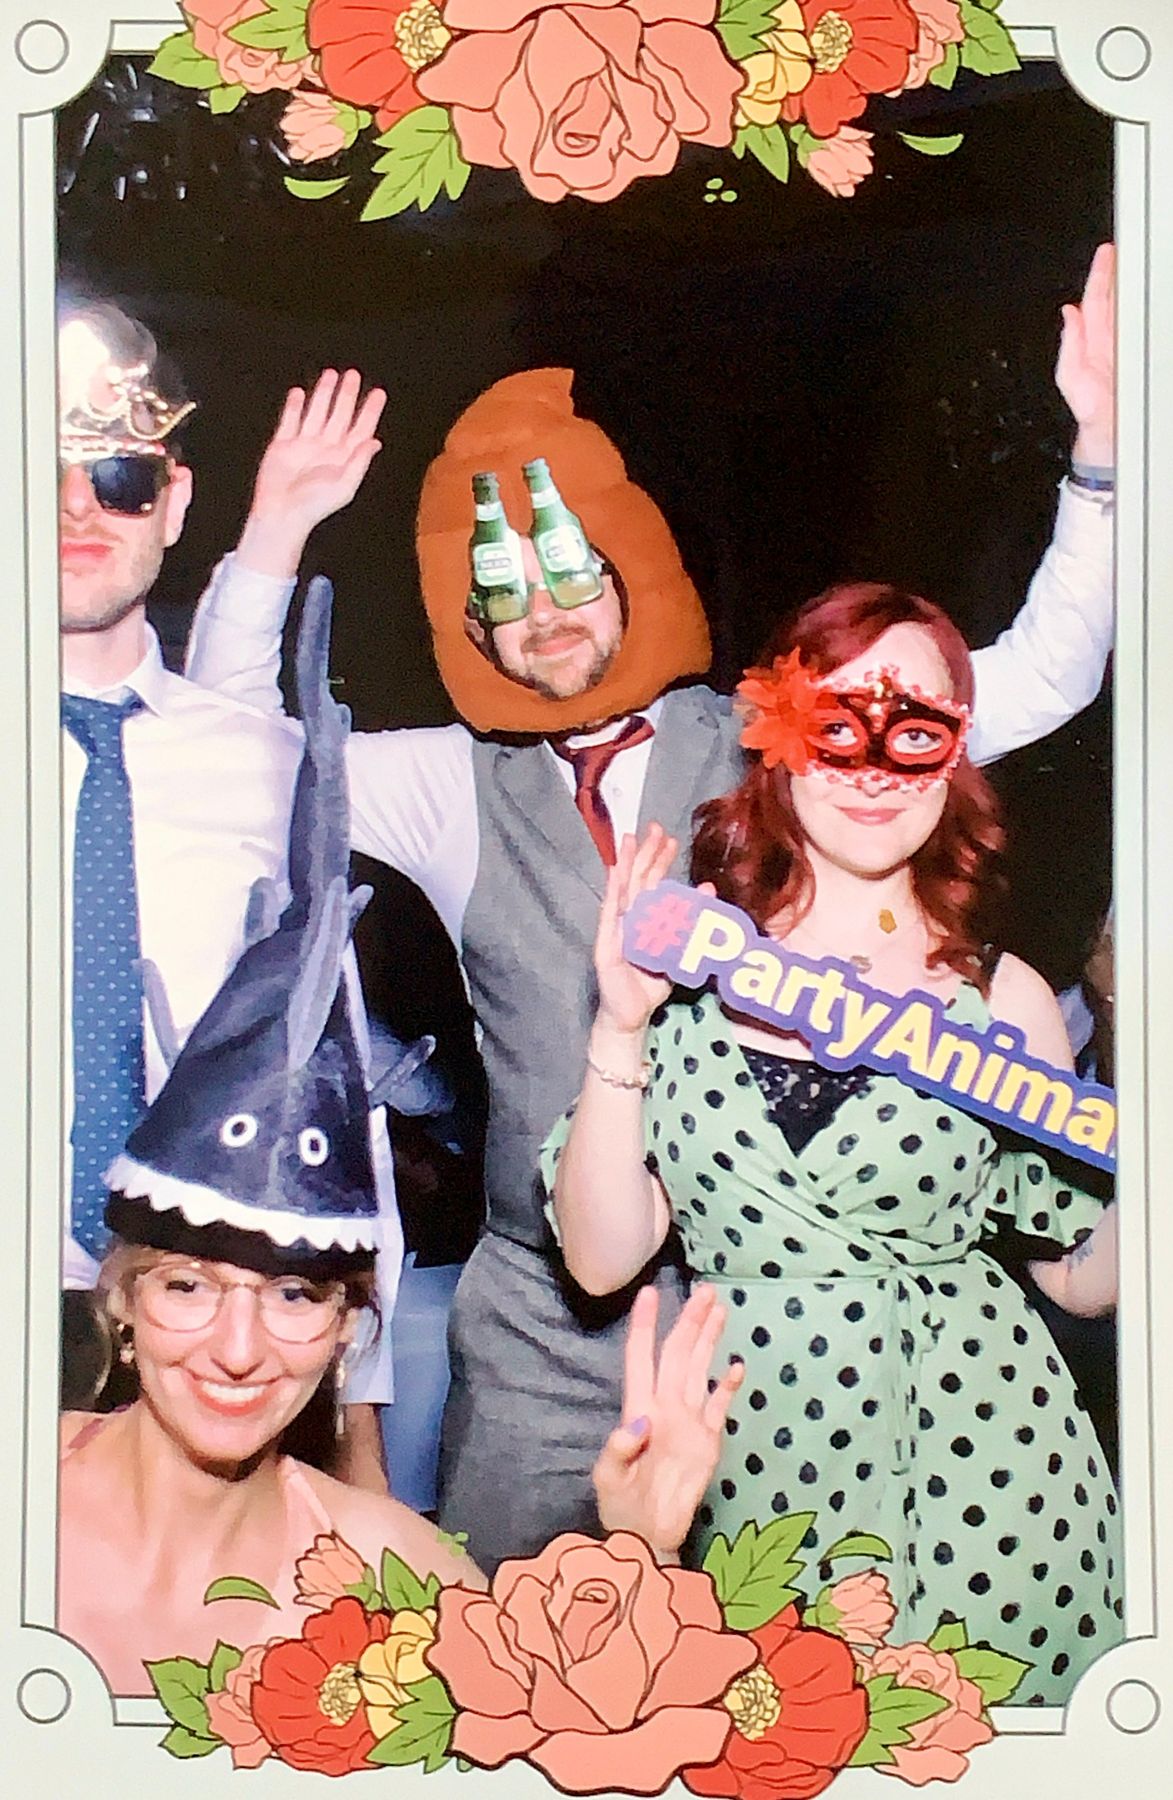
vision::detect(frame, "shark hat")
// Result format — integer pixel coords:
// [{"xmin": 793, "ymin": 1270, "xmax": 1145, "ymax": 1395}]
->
[{"xmin": 104, "ymin": 576, "xmax": 380, "ymax": 1277}]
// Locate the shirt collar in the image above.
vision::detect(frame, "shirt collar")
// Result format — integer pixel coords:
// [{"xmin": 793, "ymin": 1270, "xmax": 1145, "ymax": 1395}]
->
[
  {"xmin": 61, "ymin": 624, "xmax": 170, "ymax": 715},
  {"xmin": 560, "ymin": 694, "xmax": 665, "ymax": 751}
]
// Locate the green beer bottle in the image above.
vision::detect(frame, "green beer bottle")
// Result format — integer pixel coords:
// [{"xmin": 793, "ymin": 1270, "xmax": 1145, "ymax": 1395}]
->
[
  {"xmin": 523, "ymin": 457, "xmax": 601, "ymax": 607},
  {"xmin": 469, "ymin": 471, "xmax": 527, "ymax": 623}
]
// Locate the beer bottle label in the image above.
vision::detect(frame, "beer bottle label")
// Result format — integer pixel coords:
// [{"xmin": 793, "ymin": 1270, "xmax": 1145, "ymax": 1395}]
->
[
  {"xmin": 473, "ymin": 542, "xmax": 522, "ymax": 586},
  {"xmin": 535, "ymin": 523, "xmax": 588, "ymax": 572},
  {"xmin": 474, "ymin": 501, "xmax": 501, "ymax": 522}
]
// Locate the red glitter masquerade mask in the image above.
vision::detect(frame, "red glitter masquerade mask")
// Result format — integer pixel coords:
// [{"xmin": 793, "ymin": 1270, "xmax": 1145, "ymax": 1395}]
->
[{"xmin": 737, "ymin": 653, "xmax": 970, "ymax": 792}]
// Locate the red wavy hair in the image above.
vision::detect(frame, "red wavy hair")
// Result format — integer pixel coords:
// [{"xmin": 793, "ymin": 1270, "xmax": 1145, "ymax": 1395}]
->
[{"xmin": 691, "ymin": 583, "xmax": 1006, "ymax": 990}]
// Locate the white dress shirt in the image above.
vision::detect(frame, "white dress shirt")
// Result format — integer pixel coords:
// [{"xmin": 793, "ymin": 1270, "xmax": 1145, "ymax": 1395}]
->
[
  {"xmin": 186, "ymin": 478, "xmax": 1114, "ymax": 955},
  {"xmin": 61, "ymin": 621, "xmax": 402, "ymax": 1402}
]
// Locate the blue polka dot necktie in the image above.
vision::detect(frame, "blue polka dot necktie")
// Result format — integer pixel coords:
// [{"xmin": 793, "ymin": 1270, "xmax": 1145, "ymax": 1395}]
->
[{"xmin": 61, "ymin": 693, "xmax": 146, "ymax": 1259}]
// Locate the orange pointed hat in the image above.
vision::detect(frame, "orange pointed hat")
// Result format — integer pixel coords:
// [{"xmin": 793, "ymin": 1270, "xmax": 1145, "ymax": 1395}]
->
[{"xmin": 416, "ymin": 368, "xmax": 712, "ymax": 733}]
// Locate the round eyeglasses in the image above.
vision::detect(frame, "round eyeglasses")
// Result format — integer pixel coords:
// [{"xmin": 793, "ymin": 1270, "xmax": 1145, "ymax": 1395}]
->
[{"xmin": 135, "ymin": 1261, "xmax": 347, "ymax": 1344}]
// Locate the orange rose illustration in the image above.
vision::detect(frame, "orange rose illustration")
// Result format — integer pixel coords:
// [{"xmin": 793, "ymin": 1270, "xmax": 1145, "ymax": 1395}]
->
[
  {"xmin": 417, "ymin": 0, "xmax": 743, "ymax": 203},
  {"xmin": 426, "ymin": 1531, "xmax": 758, "ymax": 1793},
  {"xmin": 782, "ymin": 0, "xmax": 918, "ymax": 140}
]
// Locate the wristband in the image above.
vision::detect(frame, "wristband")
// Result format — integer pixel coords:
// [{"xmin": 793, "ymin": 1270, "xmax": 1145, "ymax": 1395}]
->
[
  {"xmin": 586, "ymin": 1053, "xmax": 651, "ymax": 1091},
  {"xmin": 1069, "ymin": 460, "xmax": 1115, "ymax": 492}
]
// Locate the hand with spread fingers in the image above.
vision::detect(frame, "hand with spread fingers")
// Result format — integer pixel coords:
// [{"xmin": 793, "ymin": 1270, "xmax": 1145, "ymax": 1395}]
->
[
  {"xmin": 594, "ymin": 824, "xmax": 710, "ymax": 1039},
  {"xmin": 1056, "ymin": 242, "xmax": 1115, "ymax": 470},
  {"xmin": 237, "ymin": 368, "xmax": 387, "ymax": 579},
  {"xmin": 593, "ymin": 1284, "xmax": 744, "ymax": 1561}
]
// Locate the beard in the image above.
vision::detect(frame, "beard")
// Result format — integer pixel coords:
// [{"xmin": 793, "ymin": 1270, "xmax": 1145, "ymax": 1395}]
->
[{"xmin": 59, "ymin": 585, "xmax": 147, "ymax": 635}]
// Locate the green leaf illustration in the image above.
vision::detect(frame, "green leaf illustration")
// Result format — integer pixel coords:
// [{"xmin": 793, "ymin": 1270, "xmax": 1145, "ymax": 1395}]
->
[
  {"xmin": 928, "ymin": 42, "xmax": 960, "ymax": 89},
  {"xmin": 203, "ymin": 1575, "xmax": 280, "ymax": 1608},
  {"xmin": 959, "ymin": 0, "xmax": 1021, "ymax": 76},
  {"xmin": 820, "ymin": 1531, "xmax": 893, "ymax": 1564},
  {"xmin": 733, "ymin": 123, "xmax": 790, "ymax": 185},
  {"xmin": 228, "ymin": 1, "xmax": 311, "ymax": 63},
  {"xmin": 207, "ymin": 83, "xmax": 245, "ymax": 115},
  {"xmin": 363, "ymin": 107, "xmax": 471, "ymax": 222},
  {"xmin": 898, "ymin": 132, "xmax": 965, "ymax": 157},
  {"xmin": 928, "ymin": 1617, "xmax": 968, "ymax": 1653},
  {"xmin": 285, "ymin": 175, "xmax": 351, "ymax": 200},
  {"xmin": 954, "ymin": 1645, "xmax": 1032, "ymax": 1704},
  {"xmin": 147, "ymin": 31, "xmax": 222, "ymax": 90},
  {"xmin": 849, "ymin": 1672, "xmax": 951, "ymax": 1764},
  {"xmin": 161, "ymin": 1724, "xmax": 221, "ymax": 1759},
  {"xmin": 345, "ymin": 1566, "xmax": 384, "ymax": 1610},
  {"xmin": 145, "ymin": 1656, "xmax": 212, "ymax": 1735},
  {"xmin": 208, "ymin": 1641, "xmax": 243, "ymax": 1693},
  {"xmin": 367, "ymin": 1675, "xmax": 456, "ymax": 1772},
  {"xmin": 703, "ymin": 1513, "xmax": 815, "ymax": 1630},
  {"xmin": 380, "ymin": 1546, "xmax": 436, "ymax": 1614},
  {"xmin": 788, "ymin": 122, "xmax": 819, "ymax": 169},
  {"xmin": 717, "ymin": 0, "xmax": 778, "ymax": 64}
]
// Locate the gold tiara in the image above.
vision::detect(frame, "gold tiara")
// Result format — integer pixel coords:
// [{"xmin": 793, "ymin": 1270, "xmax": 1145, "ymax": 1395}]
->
[{"xmin": 59, "ymin": 316, "xmax": 196, "ymax": 459}]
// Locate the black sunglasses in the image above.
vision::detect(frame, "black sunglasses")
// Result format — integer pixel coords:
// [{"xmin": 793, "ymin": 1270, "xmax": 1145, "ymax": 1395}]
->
[{"xmin": 62, "ymin": 454, "xmax": 171, "ymax": 516}]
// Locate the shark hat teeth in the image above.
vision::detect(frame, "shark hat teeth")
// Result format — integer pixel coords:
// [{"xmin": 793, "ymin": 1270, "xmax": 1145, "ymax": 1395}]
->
[{"xmin": 104, "ymin": 1154, "xmax": 379, "ymax": 1254}]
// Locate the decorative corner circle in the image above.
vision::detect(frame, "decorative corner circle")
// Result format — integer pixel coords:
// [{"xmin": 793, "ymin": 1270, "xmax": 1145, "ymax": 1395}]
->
[
  {"xmin": 1106, "ymin": 1679, "xmax": 1161, "ymax": 1735},
  {"xmin": 17, "ymin": 1667, "xmax": 72, "ymax": 1725},
  {"xmin": 1096, "ymin": 27, "xmax": 1152, "ymax": 83},
  {"xmin": 14, "ymin": 19, "xmax": 69, "ymax": 75}
]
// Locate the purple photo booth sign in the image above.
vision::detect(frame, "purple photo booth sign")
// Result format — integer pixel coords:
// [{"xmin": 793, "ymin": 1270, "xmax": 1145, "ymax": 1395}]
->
[{"xmin": 623, "ymin": 882, "xmax": 1116, "ymax": 1173}]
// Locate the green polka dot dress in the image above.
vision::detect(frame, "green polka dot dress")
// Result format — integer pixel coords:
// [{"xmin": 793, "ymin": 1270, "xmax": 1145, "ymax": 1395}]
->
[{"xmin": 545, "ymin": 985, "xmax": 1122, "ymax": 1705}]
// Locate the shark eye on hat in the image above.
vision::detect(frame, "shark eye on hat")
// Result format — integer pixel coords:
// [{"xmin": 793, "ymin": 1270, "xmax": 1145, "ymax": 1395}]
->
[
  {"xmin": 298, "ymin": 1127, "xmax": 329, "ymax": 1167},
  {"xmin": 220, "ymin": 1113, "xmax": 258, "ymax": 1148}
]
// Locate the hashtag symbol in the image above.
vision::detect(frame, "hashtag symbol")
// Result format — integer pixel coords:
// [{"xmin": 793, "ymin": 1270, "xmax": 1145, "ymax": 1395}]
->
[{"xmin": 631, "ymin": 891, "xmax": 698, "ymax": 958}]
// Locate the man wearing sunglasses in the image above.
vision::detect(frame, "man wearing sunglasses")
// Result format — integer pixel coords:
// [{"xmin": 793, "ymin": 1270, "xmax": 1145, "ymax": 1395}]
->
[
  {"xmin": 185, "ymin": 249, "xmax": 1116, "ymax": 1573},
  {"xmin": 56, "ymin": 300, "xmax": 402, "ymax": 1486}
]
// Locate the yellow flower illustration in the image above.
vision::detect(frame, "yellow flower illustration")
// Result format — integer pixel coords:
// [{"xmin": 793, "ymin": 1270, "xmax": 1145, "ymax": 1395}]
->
[
  {"xmin": 357, "ymin": 1607, "xmax": 438, "ymax": 1740},
  {"xmin": 737, "ymin": 2, "xmax": 814, "ymax": 129}
]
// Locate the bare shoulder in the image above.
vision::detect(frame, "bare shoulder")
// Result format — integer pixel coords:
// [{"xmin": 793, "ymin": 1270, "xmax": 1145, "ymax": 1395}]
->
[
  {"xmin": 293, "ymin": 1465, "xmax": 487, "ymax": 1592},
  {"xmin": 988, "ymin": 953, "xmax": 1074, "ymax": 1069}
]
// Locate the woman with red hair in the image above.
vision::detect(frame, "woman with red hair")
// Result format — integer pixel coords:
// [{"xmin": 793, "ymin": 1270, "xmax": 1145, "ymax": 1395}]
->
[{"xmin": 546, "ymin": 582, "xmax": 1121, "ymax": 1705}]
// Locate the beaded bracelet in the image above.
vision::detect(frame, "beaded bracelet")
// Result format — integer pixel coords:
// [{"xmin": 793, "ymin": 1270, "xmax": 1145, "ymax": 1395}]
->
[{"xmin": 586, "ymin": 1053, "xmax": 651, "ymax": 1091}]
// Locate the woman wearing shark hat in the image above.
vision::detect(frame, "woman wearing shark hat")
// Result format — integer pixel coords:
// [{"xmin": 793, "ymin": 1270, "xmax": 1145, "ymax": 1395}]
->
[{"xmin": 57, "ymin": 574, "xmax": 743, "ymax": 1696}]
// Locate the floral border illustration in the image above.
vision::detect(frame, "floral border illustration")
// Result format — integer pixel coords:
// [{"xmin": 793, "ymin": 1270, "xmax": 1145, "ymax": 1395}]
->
[
  {"xmin": 149, "ymin": 1517, "xmax": 1028, "ymax": 1787},
  {"xmin": 145, "ymin": 2, "xmax": 1022, "ymax": 213}
]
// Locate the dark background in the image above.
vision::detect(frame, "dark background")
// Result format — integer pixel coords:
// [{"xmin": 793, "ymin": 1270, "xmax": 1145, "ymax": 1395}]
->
[{"xmin": 56, "ymin": 54, "xmax": 1115, "ymax": 1177}]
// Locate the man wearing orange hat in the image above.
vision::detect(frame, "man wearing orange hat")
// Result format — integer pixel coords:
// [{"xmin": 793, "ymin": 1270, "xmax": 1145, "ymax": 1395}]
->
[{"xmin": 187, "ymin": 252, "xmax": 1115, "ymax": 1570}]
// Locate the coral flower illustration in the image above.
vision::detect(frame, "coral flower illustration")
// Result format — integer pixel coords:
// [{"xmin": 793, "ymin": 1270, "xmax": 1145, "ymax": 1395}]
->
[
  {"xmin": 682, "ymin": 1604, "xmax": 868, "ymax": 1800},
  {"xmin": 308, "ymin": 0, "xmax": 450, "ymax": 129},
  {"xmin": 427, "ymin": 1531, "xmax": 758, "ymax": 1793},
  {"xmin": 417, "ymin": 0, "xmax": 744, "ymax": 204},
  {"xmin": 782, "ymin": 0, "xmax": 919, "ymax": 140},
  {"xmin": 869, "ymin": 1642, "xmax": 994, "ymax": 1785},
  {"xmin": 250, "ymin": 1596, "xmax": 394, "ymax": 1774}
]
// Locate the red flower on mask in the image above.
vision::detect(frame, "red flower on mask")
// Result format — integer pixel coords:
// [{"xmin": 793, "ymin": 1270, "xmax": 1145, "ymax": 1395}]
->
[
  {"xmin": 682, "ymin": 1605, "xmax": 868, "ymax": 1800},
  {"xmin": 250, "ymin": 1596, "xmax": 393, "ymax": 1774},
  {"xmin": 783, "ymin": 0, "xmax": 919, "ymax": 140},
  {"xmin": 737, "ymin": 649, "xmax": 831, "ymax": 775}
]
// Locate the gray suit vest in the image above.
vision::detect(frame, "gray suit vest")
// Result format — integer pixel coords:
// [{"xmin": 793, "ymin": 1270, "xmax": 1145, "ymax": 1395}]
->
[{"xmin": 463, "ymin": 684, "xmax": 746, "ymax": 1247}]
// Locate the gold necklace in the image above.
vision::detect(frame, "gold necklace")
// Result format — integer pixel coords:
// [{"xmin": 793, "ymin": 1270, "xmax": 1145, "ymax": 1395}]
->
[{"xmin": 849, "ymin": 909, "xmax": 898, "ymax": 975}]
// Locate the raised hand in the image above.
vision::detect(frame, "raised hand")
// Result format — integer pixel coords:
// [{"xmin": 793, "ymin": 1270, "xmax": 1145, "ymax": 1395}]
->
[
  {"xmin": 593, "ymin": 824, "xmax": 681, "ymax": 1038},
  {"xmin": 236, "ymin": 369, "xmax": 387, "ymax": 579},
  {"xmin": 593, "ymin": 1284, "xmax": 744, "ymax": 1559},
  {"xmin": 1056, "ymin": 243, "xmax": 1115, "ymax": 469}
]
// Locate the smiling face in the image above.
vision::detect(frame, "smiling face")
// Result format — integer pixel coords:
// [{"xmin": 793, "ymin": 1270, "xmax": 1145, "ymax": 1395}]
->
[
  {"xmin": 788, "ymin": 623, "xmax": 959, "ymax": 879},
  {"xmin": 58, "ymin": 455, "xmax": 192, "ymax": 636},
  {"xmin": 477, "ymin": 538, "xmax": 625, "ymax": 702},
  {"xmin": 114, "ymin": 1254, "xmax": 353, "ymax": 1473}
]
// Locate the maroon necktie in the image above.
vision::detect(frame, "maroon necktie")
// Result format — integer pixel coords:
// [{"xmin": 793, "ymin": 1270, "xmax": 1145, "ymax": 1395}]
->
[{"xmin": 553, "ymin": 715, "xmax": 655, "ymax": 865}]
